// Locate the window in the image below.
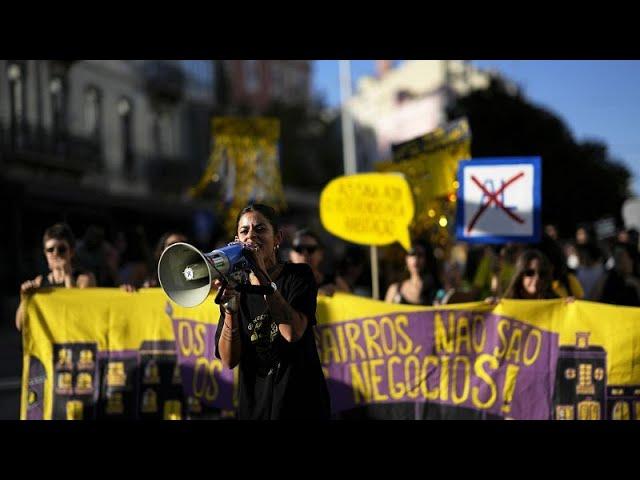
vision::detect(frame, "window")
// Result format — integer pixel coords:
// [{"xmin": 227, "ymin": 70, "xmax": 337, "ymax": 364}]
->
[
  {"xmin": 295, "ymin": 69, "xmax": 307, "ymax": 99},
  {"xmin": 84, "ymin": 87, "xmax": 101, "ymax": 138},
  {"xmin": 180, "ymin": 60, "xmax": 213, "ymax": 88},
  {"xmin": 612, "ymin": 401, "xmax": 630, "ymax": 420},
  {"xmin": 577, "ymin": 400, "xmax": 600, "ymax": 420},
  {"xmin": 118, "ymin": 98, "xmax": 134, "ymax": 172},
  {"xmin": 577, "ymin": 363, "xmax": 595, "ymax": 395},
  {"xmin": 50, "ymin": 76, "xmax": 66, "ymax": 140},
  {"xmin": 152, "ymin": 108, "xmax": 173, "ymax": 156},
  {"xmin": 270, "ymin": 64, "xmax": 284, "ymax": 99},
  {"xmin": 7, "ymin": 62, "xmax": 25, "ymax": 147},
  {"xmin": 243, "ymin": 60, "xmax": 260, "ymax": 94}
]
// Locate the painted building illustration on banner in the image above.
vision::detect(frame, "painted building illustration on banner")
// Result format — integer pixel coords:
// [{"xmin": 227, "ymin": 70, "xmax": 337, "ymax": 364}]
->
[
  {"xmin": 137, "ymin": 340, "xmax": 184, "ymax": 420},
  {"xmin": 51, "ymin": 343, "xmax": 99, "ymax": 421},
  {"xmin": 553, "ymin": 332, "xmax": 607, "ymax": 420},
  {"xmin": 49, "ymin": 341, "xmax": 186, "ymax": 420},
  {"xmin": 607, "ymin": 385, "xmax": 640, "ymax": 420}
]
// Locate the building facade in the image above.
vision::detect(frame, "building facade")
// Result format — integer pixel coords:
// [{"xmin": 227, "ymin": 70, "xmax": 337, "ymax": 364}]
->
[
  {"xmin": 220, "ymin": 60, "xmax": 312, "ymax": 112},
  {"xmin": 346, "ymin": 60, "xmax": 508, "ymax": 171},
  {"xmin": 0, "ymin": 60, "xmax": 220, "ymax": 296}
]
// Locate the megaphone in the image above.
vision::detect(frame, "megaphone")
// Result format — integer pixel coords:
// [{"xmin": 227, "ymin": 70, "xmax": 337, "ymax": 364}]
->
[{"xmin": 158, "ymin": 242, "xmax": 250, "ymax": 307}]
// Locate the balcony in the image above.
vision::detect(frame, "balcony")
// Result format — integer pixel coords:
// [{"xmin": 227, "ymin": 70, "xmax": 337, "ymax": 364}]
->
[
  {"xmin": 0, "ymin": 122, "xmax": 102, "ymax": 176},
  {"xmin": 142, "ymin": 61, "xmax": 185, "ymax": 104}
]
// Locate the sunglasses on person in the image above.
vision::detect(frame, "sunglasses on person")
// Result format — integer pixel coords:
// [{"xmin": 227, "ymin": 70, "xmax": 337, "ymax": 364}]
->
[
  {"xmin": 293, "ymin": 244, "xmax": 318, "ymax": 254},
  {"xmin": 45, "ymin": 245, "xmax": 68, "ymax": 255},
  {"xmin": 523, "ymin": 269, "xmax": 540, "ymax": 278}
]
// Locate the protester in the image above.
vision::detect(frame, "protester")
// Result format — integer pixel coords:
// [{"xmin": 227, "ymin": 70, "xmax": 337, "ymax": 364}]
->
[
  {"xmin": 592, "ymin": 242, "xmax": 640, "ymax": 307},
  {"xmin": 434, "ymin": 260, "xmax": 475, "ymax": 305},
  {"xmin": 120, "ymin": 230, "xmax": 188, "ymax": 292},
  {"xmin": 502, "ymin": 249, "xmax": 557, "ymax": 300},
  {"xmin": 471, "ymin": 244, "xmax": 521, "ymax": 300},
  {"xmin": 335, "ymin": 245, "xmax": 368, "ymax": 296},
  {"xmin": 289, "ymin": 228, "xmax": 348, "ymax": 296},
  {"xmin": 576, "ymin": 243, "xmax": 605, "ymax": 300},
  {"xmin": 538, "ymin": 234, "xmax": 584, "ymax": 299},
  {"xmin": 118, "ymin": 226, "xmax": 152, "ymax": 289},
  {"xmin": 76, "ymin": 225, "xmax": 119, "ymax": 287},
  {"xmin": 384, "ymin": 240, "xmax": 441, "ymax": 306},
  {"xmin": 544, "ymin": 224, "xmax": 559, "ymax": 241},
  {"xmin": 15, "ymin": 223, "xmax": 96, "ymax": 330},
  {"xmin": 214, "ymin": 203, "xmax": 330, "ymax": 419}
]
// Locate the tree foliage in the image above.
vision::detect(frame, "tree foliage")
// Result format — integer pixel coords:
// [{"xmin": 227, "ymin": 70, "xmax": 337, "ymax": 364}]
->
[{"xmin": 447, "ymin": 77, "xmax": 631, "ymax": 236}]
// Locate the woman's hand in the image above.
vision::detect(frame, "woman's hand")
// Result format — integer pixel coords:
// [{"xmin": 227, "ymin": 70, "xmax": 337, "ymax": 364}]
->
[
  {"xmin": 484, "ymin": 296, "xmax": 500, "ymax": 306},
  {"xmin": 564, "ymin": 296, "xmax": 576, "ymax": 304},
  {"xmin": 214, "ymin": 279, "xmax": 240, "ymax": 313},
  {"xmin": 20, "ymin": 277, "xmax": 42, "ymax": 296},
  {"xmin": 242, "ymin": 243, "xmax": 270, "ymax": 283},
  {"xmin": 318, "ymin": 284, "xmax": 336, "ymax": 297}
]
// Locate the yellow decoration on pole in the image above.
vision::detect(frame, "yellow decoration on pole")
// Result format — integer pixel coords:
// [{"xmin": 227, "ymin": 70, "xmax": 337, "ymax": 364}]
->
[
  {"xmin": 189, "ymin": 117, "xmax": 286, "ymax": 236},
  {"xmin": 376, "ymin": 118, "xmax": 471, "ymax": 240}
]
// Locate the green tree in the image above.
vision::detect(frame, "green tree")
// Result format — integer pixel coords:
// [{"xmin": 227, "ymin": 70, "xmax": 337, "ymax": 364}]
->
[{"xmin": 447, "ymin": 77, "xmax": 631, "ymax": 236}]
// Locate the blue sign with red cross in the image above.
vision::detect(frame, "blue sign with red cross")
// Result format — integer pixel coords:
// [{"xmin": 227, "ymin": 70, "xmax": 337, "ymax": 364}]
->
[{"xmin": 455, "ymin": 157, "xmax": 542, "ymax": 244}]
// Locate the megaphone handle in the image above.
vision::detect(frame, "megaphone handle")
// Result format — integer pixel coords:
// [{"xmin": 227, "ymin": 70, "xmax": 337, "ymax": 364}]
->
[{"xmin": 214, "ymin": 280, "xmax": 228, "ymax": 305}]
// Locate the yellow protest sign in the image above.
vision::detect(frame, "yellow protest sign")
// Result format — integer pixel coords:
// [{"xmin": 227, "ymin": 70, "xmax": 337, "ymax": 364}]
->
[
  {"xmin": 320, "ymin": 173, "xmax": 415, "ymax": 251},
  {"xmin": 189, "ymin": 117, "xmax": 286, "ymax": 236}
]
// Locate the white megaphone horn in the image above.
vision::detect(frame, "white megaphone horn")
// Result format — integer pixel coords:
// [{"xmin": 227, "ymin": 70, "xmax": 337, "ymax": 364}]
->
[{"xmin": 158, "ymin": 241, "xmax": 249, "ymax": 307}]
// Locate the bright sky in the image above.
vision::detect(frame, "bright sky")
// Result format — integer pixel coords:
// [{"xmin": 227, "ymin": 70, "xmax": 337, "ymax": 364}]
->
[{"xmin": 312, "ymin": 60, "xmax": 640, "ymax": 196}]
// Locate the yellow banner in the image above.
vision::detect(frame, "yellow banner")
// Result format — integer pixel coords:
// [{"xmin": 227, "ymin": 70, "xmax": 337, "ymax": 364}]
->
[{"xmin": 21, "ymin": 289, "xmax": 640, "ymax": 420}]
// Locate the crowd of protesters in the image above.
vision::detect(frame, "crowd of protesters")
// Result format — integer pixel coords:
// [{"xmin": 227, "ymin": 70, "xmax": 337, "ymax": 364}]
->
[{"xmin": 15, "ymin": 219, "xmax": 640, "ymax": 331}]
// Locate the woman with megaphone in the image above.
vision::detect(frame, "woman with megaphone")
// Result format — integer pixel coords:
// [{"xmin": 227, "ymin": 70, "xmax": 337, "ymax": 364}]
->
[{"xmin": 214, "ymin": 203, "xmax": 331, "ymax": 420}]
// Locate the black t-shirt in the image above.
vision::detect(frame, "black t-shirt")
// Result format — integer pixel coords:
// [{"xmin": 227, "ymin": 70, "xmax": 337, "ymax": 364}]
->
[{"xmin": 214, "ymin": 262, "xmax": 331, "ymax": 420}]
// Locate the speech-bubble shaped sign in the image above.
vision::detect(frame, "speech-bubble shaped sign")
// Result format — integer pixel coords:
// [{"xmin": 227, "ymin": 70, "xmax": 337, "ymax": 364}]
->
[{"xmin": 320, "ymin": 173, "xmax": 414, "ymax": 251}]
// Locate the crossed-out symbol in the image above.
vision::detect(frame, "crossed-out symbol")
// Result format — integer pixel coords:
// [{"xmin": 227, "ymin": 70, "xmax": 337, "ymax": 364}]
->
[{"xmin": 467, "ymin": 171, "xmax": 525, "ymax": 234}]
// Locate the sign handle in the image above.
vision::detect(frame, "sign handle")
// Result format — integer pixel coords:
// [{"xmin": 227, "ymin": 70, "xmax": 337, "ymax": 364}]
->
[{"xmin": 370, "ymin": 245, "xmax": 379, "ymax": 300}]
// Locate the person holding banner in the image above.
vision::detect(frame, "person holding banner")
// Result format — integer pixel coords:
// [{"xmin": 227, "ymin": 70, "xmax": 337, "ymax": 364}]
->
[
  {"xmin": 502, "ymin": 250, "xmax": 558, "ymax": 300},
  {"xmin": 120, "ymin": 230, "xmax": 189, "ymax": 292},
  {"xmin": 15, "ymin": 223, "xmax": 96, "ymax": 330},
  {"xmin": 591, "ymin": 242, "xmax": 640, "ymax": 307},
  {"xmin": 214, "ymin": 204, "xmax": 331, "ymax": 419}
]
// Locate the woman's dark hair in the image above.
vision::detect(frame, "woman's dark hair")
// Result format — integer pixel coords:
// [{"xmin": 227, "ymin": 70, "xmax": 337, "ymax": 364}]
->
[
  {"xmin": 504, "ymin": 249, "xmax": 556, "ymax": 299},
  {"xmin": 292, "ymin": 228, "xmax": 323, "ymax": 249},
  {"xmin": 43, "ymin": 223, "xmax": 76, "ymax": 250},
  {"xmin": 405, "ymin": 239, "xmax": 443, "ymax": 297},
  {"xmin": 235, "ymin": 203, "xmax": 279, "ymax": 234},
  {"xmin": 537, "ymin": 233, "xmax": 574, "ymax": 295},
  {"xmin": 154, "ymin": 231, "xmax": 187, "ymax": 262}
]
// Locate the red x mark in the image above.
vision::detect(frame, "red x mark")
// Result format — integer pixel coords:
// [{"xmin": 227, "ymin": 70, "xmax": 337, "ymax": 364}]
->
[{"xmin": 467, "ymin": 172, "xmax": 525, "ymax": 234}]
